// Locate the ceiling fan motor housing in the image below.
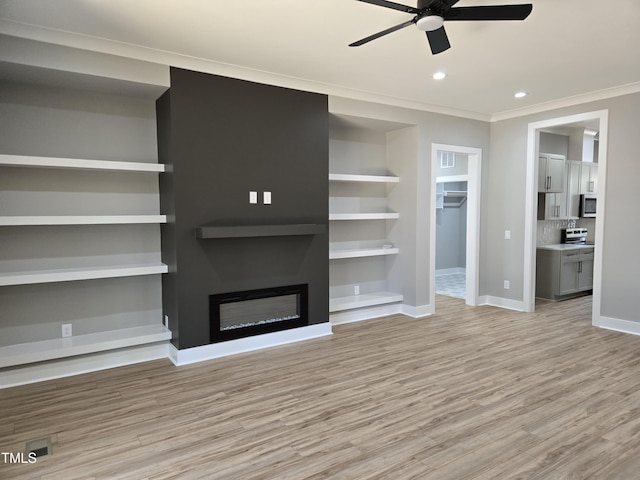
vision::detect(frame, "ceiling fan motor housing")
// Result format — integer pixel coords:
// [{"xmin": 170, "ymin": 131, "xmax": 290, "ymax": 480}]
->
[{"xmin": 416, "ymin": 14, "xmax": 444, "ymax": 31}]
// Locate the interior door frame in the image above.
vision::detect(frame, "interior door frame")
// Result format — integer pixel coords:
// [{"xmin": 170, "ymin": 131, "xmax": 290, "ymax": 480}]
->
[
  {"xmin": 523, "ymin": 110, "xmax": 609, "ymax": 318},
  {"xmin": 430, "ymin": 143, "xmax": 482, "ymax": 308}
]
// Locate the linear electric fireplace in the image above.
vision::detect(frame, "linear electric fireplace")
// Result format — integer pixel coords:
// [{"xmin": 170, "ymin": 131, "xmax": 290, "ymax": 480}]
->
[{"xmin": 210, "ymin": 284, "xmax": 309, "ymax": 343}]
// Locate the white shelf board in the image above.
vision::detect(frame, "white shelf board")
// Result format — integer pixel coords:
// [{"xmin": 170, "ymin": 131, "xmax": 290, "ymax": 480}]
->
[
  {"xmin": 329, "ymin": 248, "xmax": 399, "ymax": 259},
  {"xmin": 0, "ymin": 154, "xmax": 165, "ymax": 172},
  {"xmin": 0, "ymin": 325, "xmax": 171, "ymax": 369},
  {"xmin": 0, "ymin": 215, "xmax": 167, "ymax": 226},
  {"xmin": 329, "ymin": 292, "xmax": 404, "ymax": 312},
  {"xmin": 0, "ymin": 263, "xmax": 168, "ymax": 286},
  {"xmin": 329, "ymin": 213, "xmax": 399, "ymax": 221},
  {"xmin": 329, "ymin": 173, "xmax": 399, "ymax": 183}
]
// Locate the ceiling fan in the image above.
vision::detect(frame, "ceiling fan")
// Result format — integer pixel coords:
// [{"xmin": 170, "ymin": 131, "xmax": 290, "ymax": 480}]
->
[{"xmin": 349, "ymin": 0, "xmax": 533, "ymax": 55}]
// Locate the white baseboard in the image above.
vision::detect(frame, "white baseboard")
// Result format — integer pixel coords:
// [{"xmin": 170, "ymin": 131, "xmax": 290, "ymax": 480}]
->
[
  {"xmin": 400, "ymin": 303, "xmax": 433, "ymax": 318},
  {"xmin": 169, "ymin": 323, "xmax": 332, "ymax": 366},
  {"xmin": 478, "ymin": 295, "xmax": 526, "ymax": 312},
  {"xmin": 594, "ymin": 315, "xmax": 640, "ymax": 336},
  {"xmin": 0, "ymin": 342, "xmax": 170, "ymax": 389}
]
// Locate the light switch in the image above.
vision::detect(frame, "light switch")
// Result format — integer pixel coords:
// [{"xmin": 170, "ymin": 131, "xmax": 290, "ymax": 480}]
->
[
  {"xmin": 263, "ymin": 191, "xmax": 272, "ymax": 205},
  {"xmin": 249, "ymin": 191, "xmax": 258, "ymax": 204},
  {"xmin": 504, "ymin": 230, "xmax": 511, "ymax": 240}
]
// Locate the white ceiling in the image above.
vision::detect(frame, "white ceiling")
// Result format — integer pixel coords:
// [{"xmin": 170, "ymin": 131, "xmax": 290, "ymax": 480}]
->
[{"xmin": 1, "ymin": 0, "xmax": 639, "ymax": 120}]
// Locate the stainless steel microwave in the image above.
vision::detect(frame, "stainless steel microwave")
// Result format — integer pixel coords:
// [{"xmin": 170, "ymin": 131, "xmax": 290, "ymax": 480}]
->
[{"xmin": 580, "ymin": 194, "xmax": 597, "ymax": 217}]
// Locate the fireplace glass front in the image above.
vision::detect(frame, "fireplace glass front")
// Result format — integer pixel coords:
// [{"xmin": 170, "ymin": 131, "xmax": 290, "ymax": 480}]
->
[{"xmin": 210, "ymin": 284, "xmax": 308, "ymax": 342}]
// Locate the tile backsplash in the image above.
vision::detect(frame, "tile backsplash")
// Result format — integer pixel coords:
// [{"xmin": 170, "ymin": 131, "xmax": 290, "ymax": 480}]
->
[{"xmin": 537, "ymin": 218, "xmax": 596, "ymax": 245}]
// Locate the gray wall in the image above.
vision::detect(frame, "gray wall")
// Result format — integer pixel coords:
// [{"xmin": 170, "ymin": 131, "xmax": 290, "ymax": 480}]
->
[
  {"xmin": 539, "ymin": 132, "xmax": 569, "ymax": 157},
  {"xmin": 489, "ymin": 92, "xmax": 640, "ymax": 322}
]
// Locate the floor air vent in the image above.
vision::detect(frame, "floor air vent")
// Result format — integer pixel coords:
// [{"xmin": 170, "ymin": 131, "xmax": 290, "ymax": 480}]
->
[{"xmin": 26, "ymin": 437, "xmax": 52, "ymax": 458}]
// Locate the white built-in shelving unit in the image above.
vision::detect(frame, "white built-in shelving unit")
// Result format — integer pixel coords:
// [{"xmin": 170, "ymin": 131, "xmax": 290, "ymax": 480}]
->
[
  {"xmin": 0, "ymin": 153, "xmax": 170, "ymax": 367},
  {"xmin": 0, "ymin": 46, "xmax": 171, "ymax": 378},
  {"xmin": 328, "ymin": 117, "xmax": 405, "ymax": 320}
]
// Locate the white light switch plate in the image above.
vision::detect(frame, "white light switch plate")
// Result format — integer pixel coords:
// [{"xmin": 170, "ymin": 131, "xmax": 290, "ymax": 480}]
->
[
  {"xmin": 263, "ymin": 191, "xmax": 272, "ymax": 204},
  {"xmin": 249, "ymin": 191, "xmax": 258, "ymax": 204}
]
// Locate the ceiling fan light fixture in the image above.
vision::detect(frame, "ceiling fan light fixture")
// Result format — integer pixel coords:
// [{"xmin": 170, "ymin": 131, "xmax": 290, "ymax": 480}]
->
[{"xmin": 416, "ymin": 14, "xmax": 444, "ymax": 32}]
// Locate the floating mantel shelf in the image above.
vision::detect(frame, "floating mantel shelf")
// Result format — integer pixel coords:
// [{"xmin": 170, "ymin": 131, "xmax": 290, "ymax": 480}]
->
[{"xmin": 195, "ymin": 223, "xmax": 326, "ymax": 239}]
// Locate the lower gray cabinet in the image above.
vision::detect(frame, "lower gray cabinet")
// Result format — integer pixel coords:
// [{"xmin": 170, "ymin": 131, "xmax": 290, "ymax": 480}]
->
[{"xmin": 537, "ymin": 246, "xmax": 594, "ymax": 300}]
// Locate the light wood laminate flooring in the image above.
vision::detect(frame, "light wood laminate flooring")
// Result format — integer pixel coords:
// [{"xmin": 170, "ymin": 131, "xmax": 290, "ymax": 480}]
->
[{"xmin": 3, "ymin": 295, "xmax": 640, "ymax": 479}]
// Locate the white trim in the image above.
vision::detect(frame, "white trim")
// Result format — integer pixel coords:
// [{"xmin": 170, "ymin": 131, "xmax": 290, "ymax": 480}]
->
[
  {"xmin": 0, "ymin": 342, "xmax": 170, "ymax": 389},
  {"xmin": 595, "ymin": 316, "xmax": 640, "ymax": 336},
  {"xmin": 400, "ymin": 303, "xmax": 433, "ymax": 318},
  {"xmin": 524, "ymin": 110, "xmax": 608, "ymax": 317},
  {"xmin": 430, "ymin": 144, "xmax": 482, "ymax": 310},
  {"xmin": 169, "ymin": 323, "xmax": 332, "ymax": 366},
  {"xmin": 478, "ymin": 295, "xmax": 526, "ymax": 312}
]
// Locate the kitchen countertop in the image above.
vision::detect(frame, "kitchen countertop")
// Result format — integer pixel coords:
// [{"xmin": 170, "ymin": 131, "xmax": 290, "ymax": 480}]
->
[{"xmin": 537, "ymin": 243, "xmax": 595, "ymax": 251}]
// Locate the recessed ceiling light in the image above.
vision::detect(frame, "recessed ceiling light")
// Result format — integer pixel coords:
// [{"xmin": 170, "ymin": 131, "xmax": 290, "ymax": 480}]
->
[
  {"xmin": 433, "ymin": 71, "xmax": 446, "ymax": 80},
  {"xmin": 514, "ymin": 91, "xmax": 528, "ymax": 98}
]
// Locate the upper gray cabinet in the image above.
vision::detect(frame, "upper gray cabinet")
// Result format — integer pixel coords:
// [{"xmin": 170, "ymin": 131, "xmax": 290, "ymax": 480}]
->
[
  {"xmin": 538, "ymin": 153, "xmax": 566, "ymax": 193},
  {"xmin": 580, "ymin": 162, "xmax": 598, "ymax": 194}
]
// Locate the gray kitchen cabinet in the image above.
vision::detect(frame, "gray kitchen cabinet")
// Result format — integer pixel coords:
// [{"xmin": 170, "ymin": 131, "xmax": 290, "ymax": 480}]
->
[
  {"xmin": 536, "ymin": 246, "xmax": 594, "ymax": 300},
  {"xmin": 566, "ymin": 160, "xmax": 582, "ymax": 218},
  {"xmin": 538, "ymin": 153, "xmax": 566, "ymax": 193},
  {"xmin": 580, "ymin": 162, "xmax": 598, "ymax": 194},
  {"xmin": 538, "ymin": 191, "xmax": 566, "ymax": 220}
]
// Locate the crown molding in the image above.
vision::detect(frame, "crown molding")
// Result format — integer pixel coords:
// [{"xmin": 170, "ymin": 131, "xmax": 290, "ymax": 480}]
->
[{"xmin": 490, "ymin": 82, "xmax": 640, "ymax": 123}]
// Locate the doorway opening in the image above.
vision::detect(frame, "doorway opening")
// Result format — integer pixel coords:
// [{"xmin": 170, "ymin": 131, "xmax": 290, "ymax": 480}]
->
[
  {"xmin": 430, "ymin": 144, "xmax": 481, "ymax": 309},
  {"xmin": 524, "ymin": 110, "xmax": 608, "ymax": 322}
]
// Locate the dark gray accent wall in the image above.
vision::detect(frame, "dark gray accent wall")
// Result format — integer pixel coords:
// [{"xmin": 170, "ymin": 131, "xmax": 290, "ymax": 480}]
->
[{"xmin": 157, "ymin": 68, "xmax": 328, "ymax": 349}]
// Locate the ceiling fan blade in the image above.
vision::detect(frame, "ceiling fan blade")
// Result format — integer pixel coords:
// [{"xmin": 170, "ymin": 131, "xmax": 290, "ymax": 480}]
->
[
  {"xmin": 354, "ymin": 0, "xmax": 420, "ymax": 14},
  {"xmin": 426, "ymin": 27, "xmax": 451, "ymax": 54},
  {"xmin": 445, "ymin": 4, "xmax": 532, "ymax": 21},
  {"xmin": 349, "ymin": 19, "xmax": 416, "ymax": 47}
]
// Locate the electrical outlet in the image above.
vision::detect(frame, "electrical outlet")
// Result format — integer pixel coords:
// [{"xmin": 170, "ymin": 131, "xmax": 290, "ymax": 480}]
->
[
  {"xmin": 249, "ymin": 191, "xmax": 258, "ymax": 204},
  {"xmin": 354, "ymin": 285, "xmax": 360, "ymax": 295},
  {"xmin": 163, "ymin": 315, "xmax": 169, "ymax": 328},
  {"xmin": 61, "ymin": 323, "xmax": 72, "ymax": 338},
  {"xmin": 505, "ymin": 230, "xmax": 511, "ymax": 240},
  {"xmin": 504, "ymin": 280, "xmax": 510, "ymax": 290}
]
